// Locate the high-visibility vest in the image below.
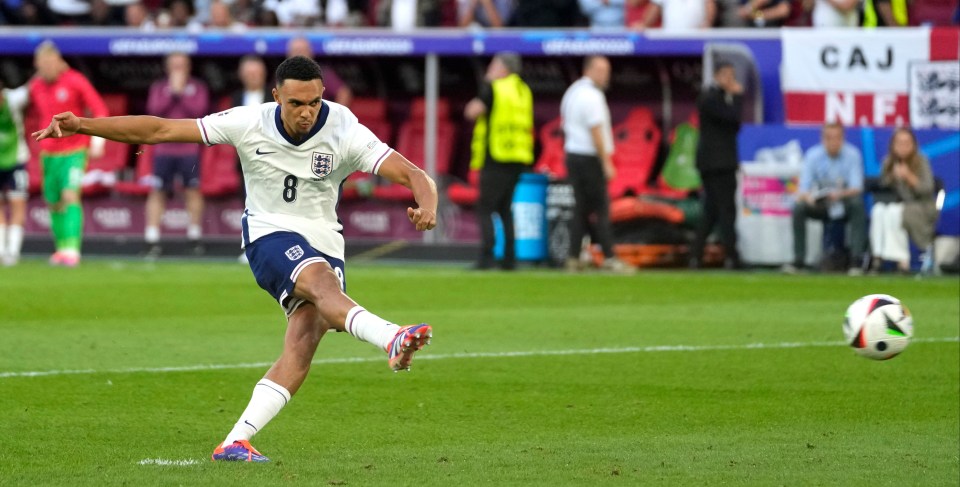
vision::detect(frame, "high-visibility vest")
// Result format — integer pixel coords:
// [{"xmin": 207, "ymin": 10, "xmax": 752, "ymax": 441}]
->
[
  {"xmin": 863, "ymin": 0, "xmax": 908, "ymax": 27},
  {"xmin": 470, "ymin": 73, "xmax": 534, "ymax": 170}
]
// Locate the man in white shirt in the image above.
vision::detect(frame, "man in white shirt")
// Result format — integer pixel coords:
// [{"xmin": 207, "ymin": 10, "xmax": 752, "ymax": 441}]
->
[
  {"xmin": 230, "ymin": 55, "xmax": 272, "ymax": 263},
  {"xmin": 810, "ymin": 0, "xmax": 859, "ymax": 27},
  {"xmin": 560, "ymin": 56, "xmax": 634, "ymax": 274},
  {"xmin": 647, "ymin": 0, "xmax": 716, "ymax": 30},
  {"xmin": 33, "ymin": 56, "xmax": 438, "ymax": 463}
]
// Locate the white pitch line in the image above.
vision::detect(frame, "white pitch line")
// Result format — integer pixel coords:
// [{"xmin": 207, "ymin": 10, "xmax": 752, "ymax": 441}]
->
[
  {"xmin": 137, "ymin": 458, "xmax": 202, "ymax": 466},
  {"xmin": 2, "ymin": 336, "xmax": 957, "ymax": 380}
]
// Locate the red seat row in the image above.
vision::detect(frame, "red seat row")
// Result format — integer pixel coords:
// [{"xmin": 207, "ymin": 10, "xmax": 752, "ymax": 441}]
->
[{"xmin": 450, "ymin": 107, "xmax": 683, "ymax": 208}]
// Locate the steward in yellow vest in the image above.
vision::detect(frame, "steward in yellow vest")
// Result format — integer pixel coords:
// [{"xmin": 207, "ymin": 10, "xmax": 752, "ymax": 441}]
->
[
  {"xmin": 463, "ymin": 53, "xmax": 534, "ymax": 270},
  {"xmin": 862, "ymin": 0, "xmax": 908, "ymax": 27},
  {"xmin": 470, "ymin": 73, "xmax": 534, "ymax": 169}
]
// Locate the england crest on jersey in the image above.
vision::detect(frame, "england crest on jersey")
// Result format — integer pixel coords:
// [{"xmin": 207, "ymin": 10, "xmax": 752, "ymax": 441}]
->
[
  {"xmin": 285, "ymin": 245, "xmax": 304, "ymax": 260},
  {"xmin": 312, "ymin": 152, "xmax": 334, "ymax": 179}
]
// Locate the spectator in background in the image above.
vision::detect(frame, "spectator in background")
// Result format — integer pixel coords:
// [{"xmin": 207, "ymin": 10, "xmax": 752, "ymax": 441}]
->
[
  {"xmin": 262, "ymin": 0, "xmax": 320, "ymax": 25},
  {"xmin": 375, "ymin": 0, "xmax": 442, "ymax": 29},
  {"xmin": 715, "ymin": 0, "xmax": 748, "ymax": 26},
  {"xmin": 579, "ymin": 0, "xmax": 625, "ymax": 28},
  {"xmin": 88, "ymin": 0, "xmax": 120, "ymax": 25},
  {"xmin": 230, "ymin": 55, "xmax": 270, "ymax": 264},
  {"xmin": 868, "ymin": 128, "xmax": 937, "ymax": 274},
  {"xmin": 689, "ymin": 62, "xmax": 743, "ymax": 270},
  {"xmin": 458, "ymin": 0, "xmax": 511, "ymax": 27},
  {"xmin": 255, "ymin": 6, "xmax": 280, "ymax": 25},
  {"xmin": 626, "ymin": 0, "xmax": 661, "ymax": 29},
  {"xmin": 560, "ymin": 56, "xmax": 634, "ymax": 274},
  {"xmin": 325, "ymin": 0, "xmax": 369, "ymax": 26},
  {"xmin": 28, "ymin": 41, "xmax": 108, "ymax": 266},
  {"xmin": 784, "ymin": 123, "xmax": 866, "ymax": 275},
  {"xmin": 230, "ymin": 0, "xmax": 259, "ymax": 25},
  {"xmin": 232, "ymin": 55, "xmax": 271, "ymax": 111},
  {"xmin": 806, "ymin": 0, "xmax": 858, "ymax": 27},
  {"xmin": 1, "ymin": 0, "xmax": 57, "ymax": 25},
  {"xmin": 207, "ymin": 0, "xmax": 247, "ymax": 30},
  {"xmin": 735, "ymin": 0, "xmax": 790, "ymax": 26},
  {"xmin": 0, "ymin": 80, "xmax": 29, "ymax": 266},
  {"xmin": 96, "ymin": 0, "xmax": 138, "ymax": 25},
  {"xmin": 143, "ymin": 52, "xmax": 210, "ymax": 258},
  {"xmin": 286, "ymin": 36, "xmax": 353, "ymax": 107},
  {"xmin": 508, "ymin": 0, "xmax": 581, "ymax": 26},
  {"xmin": 464, "ymin": 53, "xmax": 534, "ymax": 271},
  {"xmin": 645, "ymin": 0, "xmax": 716, "ymax": 31},
  {"xmin": 862, "ymin": 0, "xmax": 908, "ymax": 27},
  {"xmin": 48, "ymin": 0, "xmax": 91, "ymax": 23},
  {"xmin": 124, "ymin": 1, "xmax": 157, "ymax": 29},
  {"xmin": 156, "ymin": 0, "xmax": 202, "ymax": 30}
]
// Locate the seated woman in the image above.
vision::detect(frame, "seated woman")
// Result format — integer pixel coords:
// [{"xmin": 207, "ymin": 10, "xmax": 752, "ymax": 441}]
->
[{"xmin": 869, "ymin": 127, "xmax": 938, "ymax": 273}]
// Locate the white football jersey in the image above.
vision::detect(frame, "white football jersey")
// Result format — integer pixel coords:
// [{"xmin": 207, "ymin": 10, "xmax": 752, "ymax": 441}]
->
[{"xmin": 197, "ymin": 101, "xmax": 392, "ymax": 260}]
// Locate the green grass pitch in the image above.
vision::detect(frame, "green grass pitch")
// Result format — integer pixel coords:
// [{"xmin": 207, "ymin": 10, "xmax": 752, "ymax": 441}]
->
[{"xmin": 1, "ymin": 260, "xmax": 957, "ymax": 486}]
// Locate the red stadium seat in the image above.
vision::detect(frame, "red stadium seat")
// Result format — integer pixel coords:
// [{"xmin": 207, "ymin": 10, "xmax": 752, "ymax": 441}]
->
[
  {"xmin": 410, "ymin": 97, "xmax": 450, "ymax": 120},
  {"xmin": 200, "ymin": 143, "xmax": 241, "ymax": 198},
  {"xmin": 113, "ymin": 145, "xmax": 155, "ymax": 197},
  {"xmin": 84, "ymin": 94, "xmax": 131, "ymax": 196},
  {"xmin": 533, "ymin": 117, "xmax": 567, "ymax": 180},
  {"xmin": 341, "ymin": 97, "xmax": 391, "ymax": 201},
  {"xmin": 372, "ymin": 98, "xmax": 455, "ymax": 202},
  {"xmin": 350, "ymin": 97, "xmax": 393, "ymax": 145},
  {"xmin": 608, "ymin": 107, "xmax": 661, "ymax": 199},
  {"xmin": 446, "ymin": 169, "xmax": 480, "ymax": 206},
  {"xmin": 912, "ymin": 0, "xmax": 957, "ymax": 25}
]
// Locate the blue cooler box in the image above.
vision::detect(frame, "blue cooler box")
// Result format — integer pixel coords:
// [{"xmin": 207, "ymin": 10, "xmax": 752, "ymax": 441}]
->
[{"xmin": 493, "ymin": 172, "xmax": 549, "ymax": 261}]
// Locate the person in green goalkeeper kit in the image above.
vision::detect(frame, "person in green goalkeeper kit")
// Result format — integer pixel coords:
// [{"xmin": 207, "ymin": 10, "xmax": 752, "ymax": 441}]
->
[{"xmin": 28, "ymin": 41, "xmax": 108, "ymax": 266}]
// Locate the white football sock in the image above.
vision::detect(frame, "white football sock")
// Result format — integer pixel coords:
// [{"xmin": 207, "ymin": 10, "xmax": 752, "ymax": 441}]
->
[
  {"xmin": 187, "ymin": 224, "xmax": 202, "ymax": 241},
  {"xmin": 223, "ymin": 378, "xmax": 291, "ymax": 445},
  {"xmin": 344, "ymin": 306, "xmax": 401, "ymax": 351},
  {"xmin": 7, "ymin": 225, "xmax": 22, "ymax": 259},
  {"xmin": 144, "ymin": 225, "xmax": 160, "ymax": 244},
  {"xmin": 0, "ymin": 225, "xmax": 7, "ymax": 257}
]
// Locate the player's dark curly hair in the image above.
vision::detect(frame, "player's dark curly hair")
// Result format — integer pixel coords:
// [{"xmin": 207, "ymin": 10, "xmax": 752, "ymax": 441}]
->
[{"xmin": 275, "ymin": 55, "xmax": 324, "ymax": 86}]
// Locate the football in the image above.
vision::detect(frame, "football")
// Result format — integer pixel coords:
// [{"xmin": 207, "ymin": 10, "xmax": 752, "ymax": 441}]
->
[{"xmin": 843, "ymin": 294, "xmax": 914, "ymax": 360}]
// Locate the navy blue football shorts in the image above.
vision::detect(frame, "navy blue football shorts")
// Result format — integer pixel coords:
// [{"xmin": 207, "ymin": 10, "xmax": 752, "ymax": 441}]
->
[
  {"xmin": 150, "ymin": 154, "xmax": 200, "ymax": 195},
  {"xmin": 0, "ymin": 164, "xmax": 28, "ymax": 198},
  {"xmin": 245, "ymin": 231, "xmax": 346, "ymax": 317}
]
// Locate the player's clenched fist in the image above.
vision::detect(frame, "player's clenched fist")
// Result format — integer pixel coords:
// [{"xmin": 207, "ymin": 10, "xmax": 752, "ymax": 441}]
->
[
  {"xmin": 407, "ymin": 207, "xmax": 436, "ymax": 232},
  {"xmin": 32, "ymin": 112, "xmax": 80, "ymax": 141}
]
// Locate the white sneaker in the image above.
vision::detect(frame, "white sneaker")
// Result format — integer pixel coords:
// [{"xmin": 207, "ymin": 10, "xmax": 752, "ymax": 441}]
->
[{"xmin": 601, "ymin": 257, "xmax": 636, "ymax": 275}]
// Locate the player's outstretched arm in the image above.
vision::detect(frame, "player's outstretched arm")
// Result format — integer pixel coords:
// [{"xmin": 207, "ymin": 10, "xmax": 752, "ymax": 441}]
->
[
  {"xmin": 32, "ymin": 112, "xmax": 203, "ymax": 145},
  {"xmin": 378, "ymin": 152, "xmax": 438, "ymax": 232}
]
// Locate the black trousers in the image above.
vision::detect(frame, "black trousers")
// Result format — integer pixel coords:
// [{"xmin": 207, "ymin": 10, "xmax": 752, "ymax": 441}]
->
[
  {"xmin": 565, "ymin": 153, "xmax": 615, "ymax": 259},
  {"xmin": 691, "ymin": 170, "xmax": 739, "ymax": 263},
  {"xmin": 477, "ymin": 162, "xmax": 526, "ymax": 267}
]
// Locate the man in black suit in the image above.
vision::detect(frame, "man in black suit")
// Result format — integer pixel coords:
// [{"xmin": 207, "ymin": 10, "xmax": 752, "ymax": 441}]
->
[{"xmin": 689, "ymin": 62, "xmax": 744, "ymax": 270}]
